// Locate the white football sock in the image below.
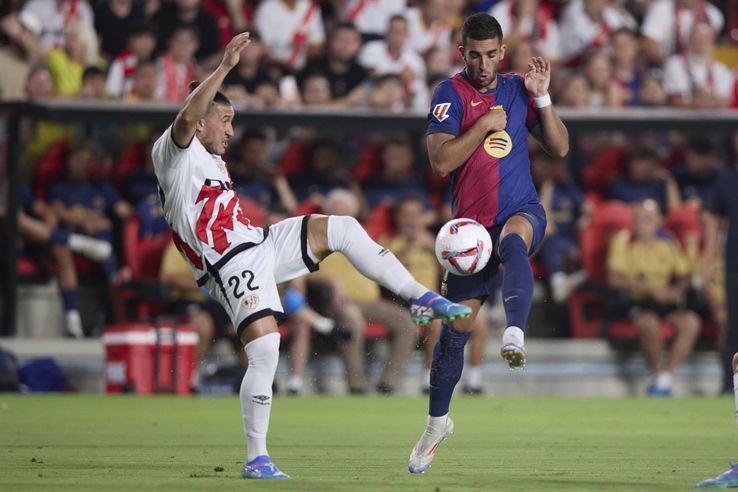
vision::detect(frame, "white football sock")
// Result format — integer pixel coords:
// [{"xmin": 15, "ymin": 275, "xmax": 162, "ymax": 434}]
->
[
  {"xmin": 416, "ymin": 414, "xmax": 450, "ymax": 451},
  {"xmin": 288, "ymin": 374, "xmax": 303, "ymax": 392},
  {"xmin": 68, "ymin": 234, "xmax": 112, "ymax": 261},
  {"xmin": 550, "ymin": 272, "xmax": 568, "ymax": 304},
  {"xmin": 65, "ymin": 310, "xmax": 84, "ymax": 338},
  {"xmin": 326, "ymin": 216, "xmax": 427, "ymax": 300},
  {"xmin": 311, "ymin": 315, "xmax": 334, "ymax": 335},
  {"xmin": 240, "ymin": 332, "xmax": 280, "ymax": 462},
  {"xmin": 466, "ymin": 366, "xmax": 482, "ymax": 388},
  {"xmin": 502, "ymin": 326, "xmax": 525, "ymax": 346},
  {"xmin": 734, "ymin": 373, "xmax": 738, "ymax": 428}
]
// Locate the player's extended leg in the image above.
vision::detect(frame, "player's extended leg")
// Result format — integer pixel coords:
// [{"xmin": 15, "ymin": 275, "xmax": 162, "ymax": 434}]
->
[
  {"xmin": 409, "ymin": 299, "xmax": 482, "ymax": 474},
  {"xmin": 498, "ymin": 215, "xmax": 536, "ymax": 368},
  {"xmin": 696, "ymin": 352, "xmax": 738, "ymax": 488},
  {"xmin": 306, "ymin": 215, "xmax": 472, "ymax": 323},
  {"xmin": 238, "ymin": 319, "xmax": 289, "ymax": 479}
]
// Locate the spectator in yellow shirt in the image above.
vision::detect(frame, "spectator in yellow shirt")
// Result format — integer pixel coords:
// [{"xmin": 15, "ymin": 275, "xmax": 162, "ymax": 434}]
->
[{"xmin": 607, "ymin": 200, "xmax": 701, "ymax": 396}]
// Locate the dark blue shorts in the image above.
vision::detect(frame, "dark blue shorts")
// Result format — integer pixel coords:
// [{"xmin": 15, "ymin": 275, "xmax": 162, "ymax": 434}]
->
[{"xmin": 440, "ymin": 201, "xmax": 547, "ymax": 303}]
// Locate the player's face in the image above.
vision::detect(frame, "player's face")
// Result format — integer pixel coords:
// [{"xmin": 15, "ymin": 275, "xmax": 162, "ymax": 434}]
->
[
  {"xmin": 198, "ymin": 104, "xmax": 235, "ymax": 156},
  {"xmin": 460, "ymin": 37, "xmax": 506, "ymax": 91}
]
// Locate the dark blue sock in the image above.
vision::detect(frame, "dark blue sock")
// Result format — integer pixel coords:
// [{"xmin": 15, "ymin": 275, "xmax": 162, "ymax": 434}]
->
[
  {"xmin": 429, "ymin": 323, "xmax": 471, "ymax": 417},
  {"xmin": 49, "ymin": 228, "xmax": 69, "ymax": 245},
  {"xmin": 499, "ymin": 234, "xmax": 533, "ymax": 329},
  {"xmin": 60, "ymin": 289, "xmax": 78, "ymax": 312}
]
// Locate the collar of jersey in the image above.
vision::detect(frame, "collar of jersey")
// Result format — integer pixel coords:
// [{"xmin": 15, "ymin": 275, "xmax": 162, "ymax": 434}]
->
[{"xmin": 461, "ymin": 69, "xmax": 499, "ymax": 95}]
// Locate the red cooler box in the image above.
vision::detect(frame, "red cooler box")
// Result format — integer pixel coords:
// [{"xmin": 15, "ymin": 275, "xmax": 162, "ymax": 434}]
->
[{"xmin": 104, "ymin": 323, "xmax": 198, "ymax": 394}]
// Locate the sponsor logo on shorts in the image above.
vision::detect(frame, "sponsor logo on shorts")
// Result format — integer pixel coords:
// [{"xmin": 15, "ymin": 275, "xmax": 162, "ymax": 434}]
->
[
  {"xmin": 252, "ymin": 394, "xmax": 271, "ymax": 406},
  {"xmin": 242, "ymin": 293, "xmax": 260, "ymax": 309}
]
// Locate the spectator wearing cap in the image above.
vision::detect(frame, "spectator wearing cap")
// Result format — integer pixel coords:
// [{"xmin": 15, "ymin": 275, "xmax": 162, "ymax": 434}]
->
[
  {"xmin": 663, "ymin": 22, "xmax": 734, "ymax": 109},
  {"xmin": 254, "ymin": 0, "xmax": 325, "ymax": 73},
  {"xmin": 341, "ymin": 0, "xmax": 406, "ymax": 42},
  {"xmin": 94, "ymin": 0, "xmax": 145, "ymax": 60},
  {"xmin": 21, "ymin": 0, "xmax": 94, "ymax": 50},
  {"xmin": 559, "ymin": 0, "xmax": 636, "ymax": 67},
  {"xmin": 358, "ymin": 15, "xmax": 428, "ymax": 110},
  {"xmin": 105, "ymin": 22, "xmax": 156, "ymax": 99},
  {"xmin": 490, "ymin": 0, "xmax": 561, "ymax": 62},
  {"xmin": 155, "ymin": 25, "xmax": 199, "ymax": 103},
  {"xmin": 300, "ymin": 23, "xmax": 368, "ymax": 107},
  {"xmin": 642, "ymin": 0, "xmax": 724, "ymax": 67},
  {"xmin": 152, "ymin": 0, "xmax": 220, "ymax": 63}
]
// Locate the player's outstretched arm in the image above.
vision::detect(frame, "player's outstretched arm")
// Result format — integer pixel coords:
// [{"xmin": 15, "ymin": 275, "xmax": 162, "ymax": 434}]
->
[
  {"xmin": 525, "ymin": 57, "xmax": 569, "ymax": 158},
  {"xmin": 171, "ymin": 32, "xmax": 251, "ymax": 148}
]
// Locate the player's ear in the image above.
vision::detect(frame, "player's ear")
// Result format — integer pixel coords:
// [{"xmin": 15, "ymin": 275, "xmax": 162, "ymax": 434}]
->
[
  {"xmin": 499, "ymin": 43, "xmax": 507, "ymax": 61},
  {"xmin": 196, "ymin": 118, "xmax": 206, "ymax": 133},
  {"xmin": 458, "ymin": 44, "xmax": 465, "ymax": 61}
]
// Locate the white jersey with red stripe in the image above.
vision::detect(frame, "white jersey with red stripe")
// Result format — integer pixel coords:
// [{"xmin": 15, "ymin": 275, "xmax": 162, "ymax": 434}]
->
[{"xmin": 152, "ymin": 126, "xmax": 264, "ymax": 280}]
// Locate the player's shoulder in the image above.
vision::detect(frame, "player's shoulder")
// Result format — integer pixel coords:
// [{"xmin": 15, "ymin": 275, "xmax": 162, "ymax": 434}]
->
[
  {"xmin": 431, "ymin": 75, "xmax": 465, "ymax": 101},
  {"xmin": 500, "ymin": 72, "xmax": 529, "ymax": 96}
]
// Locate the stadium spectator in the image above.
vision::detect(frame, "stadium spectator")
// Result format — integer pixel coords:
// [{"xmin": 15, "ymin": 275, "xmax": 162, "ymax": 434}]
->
[
  {"xmin": 607, "ymin": 199, "xmax": 701, "ymax": 396},
  {"xmin": 0, "ymin": 11, "xmax": 40, "ymax": 100},
  {"xmin": 673, "ymin": 137, "xmax": 720, "ymax": 206},
  {"xmin": 313, "ymin": 189, "xmax": 417, "ymax": 394},
  {"xmin": 79, "ymin": 66, "xmax": 106, "ymax": 99},
  {"xmin": 663, "ymin": 22, "xmax": 734, "ymax": 109},
  {"xmin": 340, "ymin": 0, "xmax": 406, "ymax": 41},
  {"xmin": 300, "ymin": 72, "xmax": 332, "ymax": 106},
  {"xmin": 559, "ymin": 0, "xmax": 636, "ymax": 67},
  {"xmin": 425, "ymin": 46, "xmax": 454, "ymax": 80},
  {"xmin": 555, "ymin": 73, "xmax": 593, "ymax": 107},
  {"xmin": 94, "ymin": 0, "xmax": 145, "ymax": 60},
  {"xmin": 362, "ymin": 136, "xmax": 428, "ymax": 209},
  {"xmin": 368, "ymin": 73, "xmax": 407, "ymax": 110},
  {"xmin": 152, "ymin": 0, "xmax": 220, "ymax": 62},
  {"xmin": 489, "ymin": 0, "xmax": 561, "ymax": 62},
  {"xmin": 18, "ymin": 187, "xmax": 112, "ymax": 338},
  {"xmin": 104, "ymin": 22, "xmax": 157, "ymax": 99},
  {"xmin": 505, "ymin": 38, "xmax": 536, "ymax": 76},
  {"xmin": 639, "ymin": 73, "xmax": 668, "ymax": 107},
  {"xmin": 155, "ymin": 25, "xmax": 199, "ymax": 104},
  {"xmin": 299, "ymin": 22, "xmax": 368, "ymax": 106},
  {"xmin": 254, "ymin": 0, "xmax": 326, "ymax": 73},
  {"xmin": 610, "ymin": 28, "xmax": 644, "ymax": 107},
  {"xmin": 584, "ymin": 50, "xmax": 616, "ymax": 107},
  {"xmin": 641, "ymin": 0, "xmax": 724, "ymax": 67},
  {"xmin": 125, "ymin": 59, "xmax": 158, "ymax": 102},
  {"xmin": 609, "ymin": 145, "xmax": 681, "ymax": 213},
  {"xmin": 221, "ymin": 33, "xmax": 275, "ymax": 106},
  {"xmin": 288, "ymin": 139, "xmax": 357, "ymax": 202},
  {"xmin": 20, "ymin": 0, "xmax": 94, "ymax": 50},
  {"xmin": 231, "ymin": 130, "xmax": 298, "ymax": 213},
  {"xmin": 47, "ymin": 140, "xmax": 132, "ymax": 280},
  {"xmin": 358, "ymin": 15, "xmax": 428, "ymax": 110},
  {"xmin": 536, "ymin": 153, "xmax": 589, "ymax": 303},
  {"xmin": 404, "ymin": 0, "xmax": 453, "ymax": 55}
]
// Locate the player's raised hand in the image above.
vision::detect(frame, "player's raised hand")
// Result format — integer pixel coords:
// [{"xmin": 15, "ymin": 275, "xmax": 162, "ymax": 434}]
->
[
  {"xmin": 482, "ymin": 105, "xmax": 507, "ymax": 133},
  {"xmin": 220, "ymin": 32, "xmax": 252, "ymax": 70},
  {"xmin": 524, "ymin": 56, "xmax": 551, "ymax": 97}
]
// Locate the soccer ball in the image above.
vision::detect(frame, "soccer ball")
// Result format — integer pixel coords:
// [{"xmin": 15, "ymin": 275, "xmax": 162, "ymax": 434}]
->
[{"xmin": 435, "ymin": 218, "xmax": 493, "ymax": 276}]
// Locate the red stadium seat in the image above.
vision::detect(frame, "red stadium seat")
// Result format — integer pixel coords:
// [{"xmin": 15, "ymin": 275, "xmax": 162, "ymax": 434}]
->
[
  {"xmin": 277, "ymin": 141, "xmax": 310, "ymax": 177},
  {"xmin": 581, "ymin": 145, "xmax": 627, "ymax": 199},
  {"xmin": 579, "ymin": 201, "xmax": 633, "ymax": 285},
  {"xmin": 295, "ymin": 197, "xmax": 322, "ymax": 216},
  {"xmin": 352, "ymin": 143, "xmax": 383, "ymax": 183},
  {"xmin": 112, "ymin": 142, "xmax": 146, "ymax": 191},
  {"xmin": 364, "ymin": 202, "xmax": 395, "ymax": 240},
  {"xmin": 32, "ymin": 140, "xmax": 104, "ymax": 199},
  {"xmin": 665, "ymin": 204, "xmax": 703, "ymax": 250},
  {"xmin": 568, "ymin": 291, "xmax": 604, "ymax": 338}
]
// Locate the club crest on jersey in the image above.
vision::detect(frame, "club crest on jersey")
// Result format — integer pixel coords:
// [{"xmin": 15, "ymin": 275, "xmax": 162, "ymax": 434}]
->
[
  {"xmin": 243, "ymin": 294, "xmax": 260, "ymax": 309},
  {"xmin": 433, "ymin": 103, "xmax": 451, "ymax": 122},
  {"xmin": 484, "ymin": 130, "xmax": 512, "ymax": 158}
]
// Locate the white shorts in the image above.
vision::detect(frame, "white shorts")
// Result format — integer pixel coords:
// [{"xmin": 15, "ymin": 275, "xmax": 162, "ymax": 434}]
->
[{"xmin": 201, "ymin": 215, "xmax": 319, "ymax": 336}]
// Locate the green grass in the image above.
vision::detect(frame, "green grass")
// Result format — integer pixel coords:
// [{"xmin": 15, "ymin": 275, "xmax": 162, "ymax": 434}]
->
[{"xmin": 0, "ymin": 395, "xmax": 735, "ymax": 491}]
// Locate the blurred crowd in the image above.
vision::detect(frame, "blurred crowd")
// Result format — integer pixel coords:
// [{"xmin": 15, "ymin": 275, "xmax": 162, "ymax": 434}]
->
[
  {"xmin": 1, "ymin": 0, "xmax": 738, "ymax": 109},
  {"xmin": 5, "ymin": 0, "xmax": 738, "ymax": 396}
]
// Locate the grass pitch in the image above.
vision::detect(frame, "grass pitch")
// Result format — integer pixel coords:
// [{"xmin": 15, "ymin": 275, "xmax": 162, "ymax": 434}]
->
[{"xmin": 0, "ymin": 394, "xmax": 735, "ymax": 491}]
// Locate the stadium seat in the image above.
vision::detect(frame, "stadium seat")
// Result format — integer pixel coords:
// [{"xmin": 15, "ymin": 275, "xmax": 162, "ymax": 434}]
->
[
  {"xmin": 581, "ymin": 145, "xmax": 627, "ymax": 199},
  {"xmin": 111, "ymin": 141, "xmax": 146, "ymax": 191},
  {"xmin": 568, "ymin": 290, "xmax": 605, "ymax": 338},
  {"xmin": 277, "ymin": 141, "xmax": 310, "ymax": 177},
  {"xmin": 295, "ymin": 197, "xmax": 322, "ymax": 216},
  {"xmin": 665, "ymin": 204, "xmax": 703, "ymax": 250},
  {"xmin": 352, "ymin": 143, "xmax": 383, "ymax": 183},
  {"xmin": 364, "ymin": 202, "xmax": 395, "ymax": 240},
  {"xmin": 32, "ymin": 140, "xmax": 103, "ymax": 199},
  {"xmin": 579, "ymin": 201, "xmax": 633, "ymax": 285}
]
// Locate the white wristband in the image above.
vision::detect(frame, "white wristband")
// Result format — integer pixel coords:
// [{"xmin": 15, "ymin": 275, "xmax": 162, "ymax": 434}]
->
[{"xmin": 534, "ymin": 93, "xmax": 552, "ymax": 109}]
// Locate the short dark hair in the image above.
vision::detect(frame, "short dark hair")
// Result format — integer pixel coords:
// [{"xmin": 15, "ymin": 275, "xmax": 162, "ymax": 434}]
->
[
  {"xmin": 331, "ymin": 22, "xmax": 358, "ymax": 35},
  {"xmin": 188, "ymin": 80, "xmax": 232, "ymax": 107},
  {"xmin": 128, "ymin": 21, "xmax": 156, "ymax": 38},
  {"xmin": 687, "ymin": 136, "xmax": 714, "ymax": 155},
  {"xmin": 628, "ymin": 145, "xmax": 660, "ymax": 164},
  {"xmin": 389, "ymin": 14, "xmax": 407, "ymax": 26},
  {"xmin": 82, "ymin": 65, "xmax": 105, "ymax": 81},
  {"xmin": 461, "ymin": 13, "xmax": 503, "ymax": 45}
]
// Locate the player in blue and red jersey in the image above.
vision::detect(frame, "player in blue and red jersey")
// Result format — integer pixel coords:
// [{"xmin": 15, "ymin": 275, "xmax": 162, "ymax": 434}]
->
[{"xmin": 408, "ymin": 13, "xmax": 569, "ymax": 474}]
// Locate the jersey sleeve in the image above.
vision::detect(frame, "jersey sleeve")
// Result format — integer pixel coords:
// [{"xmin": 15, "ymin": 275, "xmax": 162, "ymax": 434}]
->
[
  {"xmin": 427, "ymin": 80, "xmax": 463, "ymax": 137},
  {"xmin": 152, "ymin": 125, "xmax": 189, "ymax": 169}
]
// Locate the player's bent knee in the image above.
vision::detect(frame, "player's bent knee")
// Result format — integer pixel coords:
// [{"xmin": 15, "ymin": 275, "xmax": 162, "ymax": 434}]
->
[{"xmin": 239, "ymin": 315, "xmax": 280, "ymax": 346}]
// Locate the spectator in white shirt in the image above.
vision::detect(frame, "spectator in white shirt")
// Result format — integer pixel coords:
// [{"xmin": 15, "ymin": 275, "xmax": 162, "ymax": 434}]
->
[
  {"xmin": 105, "ymin": 22, "xmax": 156, "ymax": 99},
  {"xmin": 490, "ymin": 0, "xmax": 561, "ymax": 62},
  {"xmin": 641, "ymin": 0, "xmax": 724, "ymax": 67},
  {"xmin": 559, "ymin": 0, "xmax": 636, "ymax": 67},
  {"xmin": 21, "ymin": 0, "xmax": 95, "ymax": 50},
  {"xmin": 358, "ymin": 15, "xmax": 428, "ymax": 110},
  {"xmin": 404, "ymin": 0, "xmax": 452, "ymax": 55},
  {"xmin": 342, "ymin": 0, "xmax": 406, "ymax": 41},
  {"xmin": 663, "ymin": 22, "xmax": 734, "ymax": 109},
  {"xmin": 254, "ymin": 0, "xmax": 325, "ymax": 73}
]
